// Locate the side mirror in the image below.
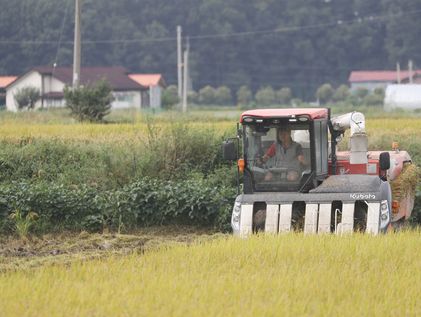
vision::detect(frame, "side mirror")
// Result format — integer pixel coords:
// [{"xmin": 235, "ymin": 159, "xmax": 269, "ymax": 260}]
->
[
  {"xmin": 222, "ymin": 140, "xmax": 238, "ymax": 161},
  {"xmin": 379, "ymin": 152, "xmax": 390, "ymax": 170}
]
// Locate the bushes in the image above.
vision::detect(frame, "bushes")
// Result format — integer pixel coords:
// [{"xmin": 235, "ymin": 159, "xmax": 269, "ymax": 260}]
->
[
  {"xmin": 236, "ymin": 86, "xmax": 253, "ymax": 106},
  {"xmin": 0, "ymin": 121, "xmax": 238, "ymax": 234},
  {"xmin": 13, "ymin": 86, "xmax": 40, "ymax": 110},
  {"xmin": 0, "ymin": 178, "xmax": 236, "ymax": 234},
  {"xmin": 64, "ymin": 80, "xmax": 113, "ymax": 122},
  {"xmin": 316, "ymin": 83, "xmax": 334, "ymax": 104},
  {"xmin": 255, "ymin": 86, "xmax": 276, "ymax": 106},
  {"xmin": 0, "ymin": 122, "xmax": 228, "ymax": 188},
  {"xmin": 162, "ymin": 85, "xmax": 179, "ymax": 109}
]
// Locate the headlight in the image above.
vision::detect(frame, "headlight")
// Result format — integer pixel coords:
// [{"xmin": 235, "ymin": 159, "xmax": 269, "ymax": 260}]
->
[
  {"xmin": 231, "ymin": 201, "xmax": 241, "ymax": 234},
  {"xmin": 380, "ymin": 200, "xmax": 390, "ymax": 229}
]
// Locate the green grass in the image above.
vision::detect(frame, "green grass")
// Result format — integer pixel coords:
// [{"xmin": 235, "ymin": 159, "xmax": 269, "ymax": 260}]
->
[{"xmin": 1, "ymin": 232, "xmax": 420, "ymax": 316}]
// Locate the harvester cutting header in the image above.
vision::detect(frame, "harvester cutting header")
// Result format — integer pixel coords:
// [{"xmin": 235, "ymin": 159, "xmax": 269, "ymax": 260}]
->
[{"xmin": 222, "ymin": 108, "xmax": 417, "ymax": 235}]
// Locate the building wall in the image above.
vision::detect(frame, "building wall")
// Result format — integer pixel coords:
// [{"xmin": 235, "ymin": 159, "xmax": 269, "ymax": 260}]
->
[
  {"xmin": 6, "ymin": 71, "xmax": 42, "ymax": 111},
  {"xmin": 112, "ymin": 91, "xmax": 141, "ymax": 109},
  {"xmin": 44, "ymin": 98, "xmax": 66, "ymax": 108},
  {"xmin": 141, "ymin": 91, "xmax": 150, "ymax": 108},
  {"xmin": 43, "ymin": 75, "xmax": 65, "ymax": 94},
  {"xmin": 149, "ymin": 85, "xmax": 162, "ymax": 108},
  {"xmin": 384, "ymin": 84, "xmax": 421, "ymax": 111}
]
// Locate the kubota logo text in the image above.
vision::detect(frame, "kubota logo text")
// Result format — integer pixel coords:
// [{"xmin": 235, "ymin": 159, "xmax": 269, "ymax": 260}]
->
[{"xmin": 350, "ymin": 193, "xmax": 376, "ymax": 200}]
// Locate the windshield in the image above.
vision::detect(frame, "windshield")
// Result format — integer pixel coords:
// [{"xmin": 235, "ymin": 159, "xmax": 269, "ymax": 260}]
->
[{"xmin": 244, "ymin": 123, "xmax": 311, "ymax": 192}]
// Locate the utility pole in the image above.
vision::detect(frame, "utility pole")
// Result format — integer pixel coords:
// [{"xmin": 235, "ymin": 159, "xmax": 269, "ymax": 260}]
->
[
  {"xmin": 182, "ymin": 39, "xmax": 189, "ymax": 113},
  {"xmin": 396, "ymin": 62, "xmax": 401, "ymax": 84},
  {"xmin": 408, "ymin": 59, "xmax": 414, "ymax": 84},
  {"xmin": 177, "ymin": 26, "xmax": 183, "ymax": 100},
  {"xmin": 73, "ymin": 0, "xmax": 81, "ymax": 88},
  {"xmin": 186, "ymin": 37, "xmax": 192, "ymax": 91}
]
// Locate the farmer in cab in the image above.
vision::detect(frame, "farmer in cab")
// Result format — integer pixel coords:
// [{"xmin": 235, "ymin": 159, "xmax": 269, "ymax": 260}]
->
[{"xmin": 260, "ymin": 126, "xmax": 306, "ymax": 181}]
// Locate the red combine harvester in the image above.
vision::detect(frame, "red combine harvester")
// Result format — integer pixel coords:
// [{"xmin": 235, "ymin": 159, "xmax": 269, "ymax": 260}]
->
[{"xmin": 222, "ymin": 108, "xmax": 416, "ymax": 235}]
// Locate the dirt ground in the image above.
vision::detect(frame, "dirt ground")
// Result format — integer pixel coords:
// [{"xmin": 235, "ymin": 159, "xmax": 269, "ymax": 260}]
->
[{"xmin": 0, "ymin": 226, "xmax": 223, "ymax": 272}]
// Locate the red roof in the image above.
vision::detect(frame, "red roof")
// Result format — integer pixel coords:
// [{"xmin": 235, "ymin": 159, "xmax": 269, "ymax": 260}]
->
[
  {"xmin": 349, "ymin": 70, "xmax": 421, "ymax": 83},
  {"xmin": 0, "ymin": 76, "xmax": 17, "ymax": 88},
  {"xmin": 240, "ymin": 108, "xmax": 328, "ymax": 122},
  {"xmin": 129, "ymin": 74, "xmax": 165, "ymax": 87},
  {"xmin": 18, "ymin": 66, "xmax": 146, "ymax": 91}
]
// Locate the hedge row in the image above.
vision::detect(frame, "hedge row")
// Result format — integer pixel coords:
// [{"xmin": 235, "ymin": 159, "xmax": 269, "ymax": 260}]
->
[{"xmin": 0, "ymin": 178, "xmax": 236, "ymax": 234}]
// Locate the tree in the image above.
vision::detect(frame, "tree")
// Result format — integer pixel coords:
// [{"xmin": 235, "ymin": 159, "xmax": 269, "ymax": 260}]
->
[
  {"xmin": 354, "ymin": 87, "xmax": 369, "ymax": 100},
  {"xmin": 362, "ymin": 94, "xmax": 384, "ymax": 106},
  {"xmin": 316, "ymin": 84, "xmax": 334, "ymax": 104},
  {"xmin": 236, "ymin": 85, "xmax": 252, "ymax": 106},
  {"xmin": 162, "ymin": 85, "xmax": 179, "ymax": 109},
  {"xmin": 373, "ymin": 87, "xmax": 385, "ymax": 98},
  {"xmin": 255, "ymin": 86, "xmax": 276, "ymax": 106},
  {"xmin": 64, "ymin": 80, "xmax": 113, "ymax": 122},
  {"xmin": 198, "ymin": 85, "xmax": 216, "ymax": 105},
  {"xmin": 13, "ymin": 86, "xmax": 40, "ymax": 110},
  {"xmin": 187, "ymin": 90, "xmax": 199, "ymax": 105},
  {"xmin": 214, "ymin": 86, "xmax": 232, "ymax": 105},
  {"xmin": 2, "ymin": 0, "xmax": 421, "ymax": 101},
  {"xmin": 332, "ymin": 85, "xmax": 350, "ymax": 102},
  {"xmin": 276, "ymin": 87, "xmax": 292, "ymax": 105}
]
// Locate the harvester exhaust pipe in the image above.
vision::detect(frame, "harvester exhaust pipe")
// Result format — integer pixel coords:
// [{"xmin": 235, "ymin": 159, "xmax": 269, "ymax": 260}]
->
[{"xmin": 332, "ymin": 112, "xmax": 368, "ymax": 165}]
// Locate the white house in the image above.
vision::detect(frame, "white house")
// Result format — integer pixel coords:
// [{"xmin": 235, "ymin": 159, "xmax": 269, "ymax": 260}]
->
[
  {"xmin": 5, "ymin": 66, "xmax": 147, "ymax": 111},
  {"xmin": 384, "ymin": 84, "xmax": 421, "ymax": 111},
  {"xmin": 128, "ymin": 74, "xmax": 166, "ymax": 108}
]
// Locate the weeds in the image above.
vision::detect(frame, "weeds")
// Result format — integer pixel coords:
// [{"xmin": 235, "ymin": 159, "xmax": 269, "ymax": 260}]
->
[{"xmin": 8, "ymin": 209, "xmax": 38, "ymax": 239}]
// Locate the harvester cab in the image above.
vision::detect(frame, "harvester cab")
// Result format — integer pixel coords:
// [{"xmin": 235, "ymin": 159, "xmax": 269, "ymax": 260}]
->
[{"xmin": 222, "ymin": 108, "xmax": 416, "ymax": 236}]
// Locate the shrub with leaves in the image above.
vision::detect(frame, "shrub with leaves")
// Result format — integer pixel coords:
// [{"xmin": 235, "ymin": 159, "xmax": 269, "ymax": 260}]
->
[
  {"xmin": 198, "ymin": 85, "xmax": 216, "ymax": 105},
  {"xmin": 255, "ymin": 86, "xmax": 276, "ymax": 106},
  {"xmin": 162, "ymin": 85, "xmax": 179, "ymax": 109},
  {"xmin": 13, "ymin": 86, "xmax": 40, "ymax": 110},
  {"xmin": 214, "ymin": 86, "xmax": 232, "ymax": 105},
  {"xmin": 332, "ymin": 84, "xmax": 350, "ymax": 102},
  {"xmin": 316, "ymin": 83, "xmax": 334, "ymax": 104},
  {"xmin": 0, "ymin": 178, "xmax": 236, "ymax": 233},
  {"xmin": 236, "ymin": 85, "xmax": 253, "ymax": 106},
  {"xmin": 276, "ymin": 87, "xmax": 292, "ymax": 105},
  {"xmin": 64, "ymin": 79, "xmax": 113, "ymax": 122}
]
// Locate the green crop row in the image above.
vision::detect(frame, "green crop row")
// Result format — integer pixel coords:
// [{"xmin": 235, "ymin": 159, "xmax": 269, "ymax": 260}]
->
[{"xmin": 0, "ymin": 177, "xmax": 236, "ymax": 234}]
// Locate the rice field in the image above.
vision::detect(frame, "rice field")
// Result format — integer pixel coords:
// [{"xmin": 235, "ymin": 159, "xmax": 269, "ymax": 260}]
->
[
  {"xmin": 1, "ymin": 110, "xmax": 420, "ymax": 165},
  {"xmin": 1, "ymin": 232, "xmax": 421, "ymax": 317},
  {"xmin": 0, "ymin": 109, "xmax": 420, "ymax": 316},
  {"xmin": 0, "ymin": 109, "xmax": 419, "ymax": 140}
]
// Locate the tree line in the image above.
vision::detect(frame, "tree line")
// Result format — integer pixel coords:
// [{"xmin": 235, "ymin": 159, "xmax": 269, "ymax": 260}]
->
[
  {"xmin": 0, "ymin": 0, "xmax": 420, "ymax": 100},
  {"xmin": 162, "ymin": 83, "xmax": 384, "ymax": 108}
]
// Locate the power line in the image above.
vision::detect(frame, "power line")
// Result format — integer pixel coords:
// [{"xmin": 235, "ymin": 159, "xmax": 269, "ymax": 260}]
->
[
  {"xmin": 53, "ymin": 0, "xmax": 72, "ymax": 68},
  {"xmin": 1, "ymin": 8, "xmax": 421, "ymax": 46}
]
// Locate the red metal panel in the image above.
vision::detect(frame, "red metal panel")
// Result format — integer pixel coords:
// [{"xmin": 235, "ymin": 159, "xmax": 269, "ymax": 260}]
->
[{"xmin": 240, "ymin": 108, "xmax": 328, "ymax": 122}]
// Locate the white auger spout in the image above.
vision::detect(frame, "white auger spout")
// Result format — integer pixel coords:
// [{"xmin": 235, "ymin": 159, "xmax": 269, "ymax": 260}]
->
[{"xmin": 331, "ymin": 111, "xmax": 368, "ymax": 164}]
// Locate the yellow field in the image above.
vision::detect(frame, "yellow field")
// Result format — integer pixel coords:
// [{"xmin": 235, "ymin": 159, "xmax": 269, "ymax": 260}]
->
[
  {"xmin": 1, "ymin": 232, "xmax": 421, "ymax": 317},
  {"xmin": 1, "ymin": 114, "xmax": 420, "ymax": 166},
  {"xmin": 0, "ymin": 111, "xmax": 419, "ymax": 136}
]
